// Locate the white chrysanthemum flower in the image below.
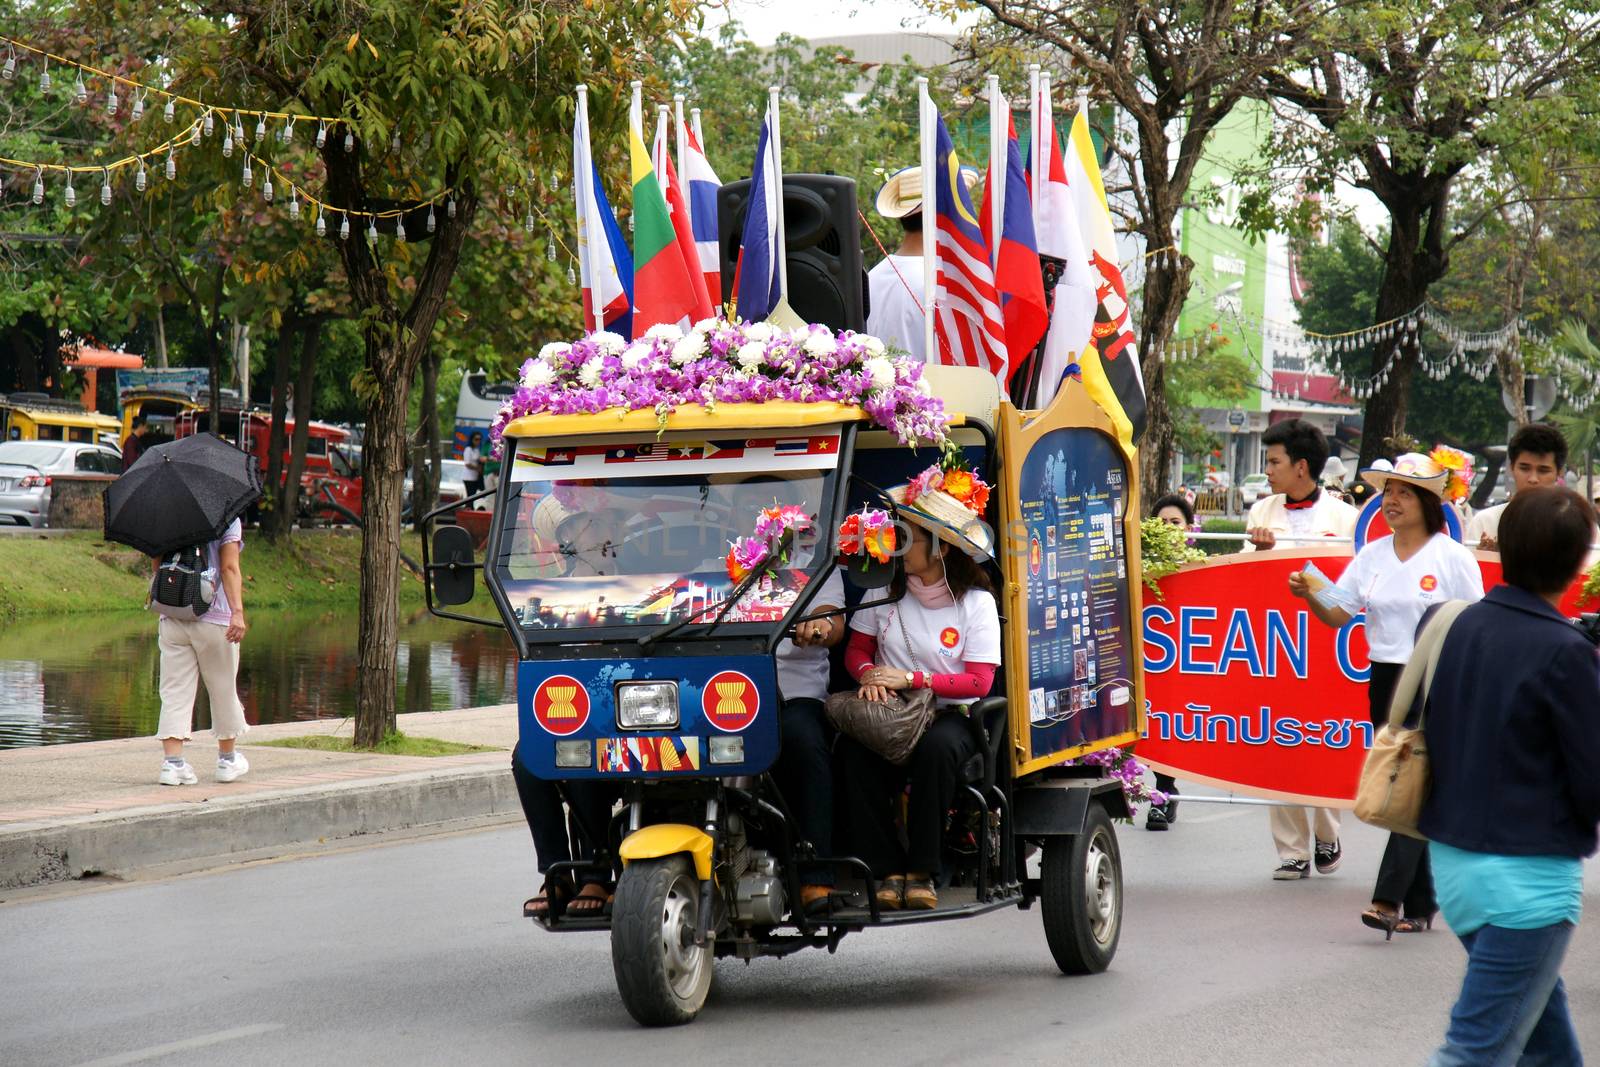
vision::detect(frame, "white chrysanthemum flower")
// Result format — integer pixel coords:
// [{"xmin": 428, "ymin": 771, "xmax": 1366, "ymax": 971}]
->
[
  {"xmin": 671, "ymin": 333, "xmax": 707, "ymax": 365},
  {"xmin": 522, "ymin": 361, "xmax": 556, "ymax": 388},
  {"xmin": 862, "ymin": 334, "xmax": 886, "ymax": 357},
  {"xmin": 863, "ymin": 356, "xmax": 896, "ymax": 393},
  {"xmin": 644, "ymin": 322, "xmax": 684, "ymax": 343},
  {"xmin": 621, "ymin": 343, "xmax": 651, "ymax": 371},
  {"xmin": 803, "ymin": 331, "xmax": 836, "ymax": 357},
  {"xmin": 916, "ymin": 376, "xmax": 933, "ymax": 396},
  {"xmin": 745, "ymin": 322, "xmax": 774, "ymax": 343},
  {"xmin": 578, "ymin": 355, "xmax": 605, "ymax": 388},
  {"xmin": 591, "ymin": 330, "xmax": 626, "ymax": 355},
  {"xmin": 736, "ymin": 341, "xmax": 767, "ymax": 370},
  {"xmin": 537, "ymin": 341, "xmax": 571, "ymax": 366},
  {"xmin": 693, "ymin": 317, "xmax": 721, "ymax": 335}
]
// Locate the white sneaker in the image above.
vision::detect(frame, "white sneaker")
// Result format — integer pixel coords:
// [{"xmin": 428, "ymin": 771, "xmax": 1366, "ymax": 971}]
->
[
  {"xmin": 215, "ymin": 753, "xmax": 250, "ymax": 783},
  {"xmin": 159, "ymin": 760, "xmax": 198, "ymax": 786}
]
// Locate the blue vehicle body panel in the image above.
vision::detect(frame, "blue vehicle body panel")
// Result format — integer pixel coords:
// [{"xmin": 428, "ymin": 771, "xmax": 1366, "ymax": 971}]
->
[{"xmin": 517, "ymin": 654, "xmax": 781, "ymax": 779}]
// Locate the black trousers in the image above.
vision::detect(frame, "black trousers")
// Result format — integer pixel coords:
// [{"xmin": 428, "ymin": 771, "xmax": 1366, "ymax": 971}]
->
[
  {"xmin": 773, "ymin": 698, "xmax": 835, "ymax": 884},
  {"xmin": 835, "ymin": 711, "xmax": 978, "ymax": 878},
  {"xmin": 1368, "ymin": 662, "xmax": 1435, "ymax": 917},
  {"xmin": 510, "ymin": 744, "xmax": 617, "ymax": 885}
]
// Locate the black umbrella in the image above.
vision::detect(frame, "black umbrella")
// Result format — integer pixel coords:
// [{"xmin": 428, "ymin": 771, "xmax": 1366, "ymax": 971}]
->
[{"xmin": 104, "ymin": 432, "xmax": 262, "ymax": 557}]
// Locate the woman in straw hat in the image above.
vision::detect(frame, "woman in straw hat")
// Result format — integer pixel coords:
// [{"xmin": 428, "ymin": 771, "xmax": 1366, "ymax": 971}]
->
[
  {"xmin": 1289, "ymin": 450, "xmax": 1484, "ymax": 937},
  {"xmin": 835, "ymin": 460, "xmax": 1002, "ymax": 911}
]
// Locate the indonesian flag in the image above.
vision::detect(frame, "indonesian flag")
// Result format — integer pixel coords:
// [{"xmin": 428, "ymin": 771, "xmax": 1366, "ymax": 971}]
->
[
  {"xmin": 652, "ymin": 111, "xmax": 716, "ymax": 322},
  {"xmin": 629, "ymin": 127, "xmax": 706, "ymax": 335}
]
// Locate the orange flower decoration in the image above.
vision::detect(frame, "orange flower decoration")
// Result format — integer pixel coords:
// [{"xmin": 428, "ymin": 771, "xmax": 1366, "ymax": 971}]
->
[{"xmin": 939, "ymin": 468, "xmax": 990, "ymax": 514}]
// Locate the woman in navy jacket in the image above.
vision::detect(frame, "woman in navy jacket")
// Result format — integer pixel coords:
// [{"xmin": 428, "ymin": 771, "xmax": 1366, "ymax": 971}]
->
[{"xmin": 1419, "ymin": 487, "xmax": 1600, "ymax": 1066}]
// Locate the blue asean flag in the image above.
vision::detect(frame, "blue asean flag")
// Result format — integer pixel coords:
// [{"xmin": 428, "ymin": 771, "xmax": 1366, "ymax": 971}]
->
[{"xmin": 735, "ymin": 111, "xmax": 782, "ymax": 322}]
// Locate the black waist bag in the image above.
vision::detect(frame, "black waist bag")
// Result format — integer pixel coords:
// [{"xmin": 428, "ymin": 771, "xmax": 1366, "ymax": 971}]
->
[{"xmin": 150, "ymin": 544, "xmax": 215, "ymax": 621}]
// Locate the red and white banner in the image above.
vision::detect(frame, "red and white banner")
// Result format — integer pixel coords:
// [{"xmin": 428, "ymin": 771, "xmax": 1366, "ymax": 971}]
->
[{"xmin": 1138, "ymin": 547, "xmax": 1586, "ymax": 807}]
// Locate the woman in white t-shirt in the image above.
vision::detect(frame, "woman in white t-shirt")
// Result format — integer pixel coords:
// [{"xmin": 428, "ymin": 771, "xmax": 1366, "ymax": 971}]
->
[
  {"xmin": 1290, "ymin": 451, "xmax": 1484, "ymax": 937},
  {"xmin": 836, "ymin": 467, "xmax": 1001, "ymax": 912}
]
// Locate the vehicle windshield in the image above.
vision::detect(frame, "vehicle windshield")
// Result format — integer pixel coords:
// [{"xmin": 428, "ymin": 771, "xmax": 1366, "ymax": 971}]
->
[
  {"xmin": 493, "ymin": 431, "xmax": 844, "ymax": 634},
  {"xmin": 0, "ymin": 443, "xmax": 68, "ymax": 468}
]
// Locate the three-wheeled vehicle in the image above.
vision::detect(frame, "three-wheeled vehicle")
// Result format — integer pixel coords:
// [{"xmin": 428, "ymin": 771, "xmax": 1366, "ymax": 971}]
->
[{"xmin": 424, "ymin": 363, "xmax": 1146, "ymax": 1026}]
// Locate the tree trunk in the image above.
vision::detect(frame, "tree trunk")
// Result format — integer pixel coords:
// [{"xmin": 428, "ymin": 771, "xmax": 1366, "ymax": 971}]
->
[
  {"xmin": 264, "ymin": 320, "xmax": 297, "ymax": 541},
  {"xmin": 1136, "ymin": 252, "xmax": 1192, "ymax": 504},
  {"xmin": 154, "ymin": 306, "xmax": 168, "ymax": 369},
  {"xmin": 281, "ymin": 321, "xmax": 322, "ymax": 533},
  {"xmin": 1357, "ymin": 208, "xmax": 1441, "ymax": 468},
  {"xmin": 355, "ymin": 361, "xmax": 411, "ymax": 748}
]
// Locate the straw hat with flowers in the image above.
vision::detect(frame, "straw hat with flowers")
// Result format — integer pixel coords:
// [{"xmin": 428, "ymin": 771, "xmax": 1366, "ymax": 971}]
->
[
  {"xmin": 1360, "ymin": 445, "xmax": 1474, "ymax": 503},
  {"xmin": 889, "ymin": 452, "xmax": 995, "ymax": 559}
]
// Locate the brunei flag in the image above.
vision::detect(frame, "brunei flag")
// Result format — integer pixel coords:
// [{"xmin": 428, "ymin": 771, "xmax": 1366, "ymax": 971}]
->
[
  {"xmin": 1065, "ymin": 103, "xmax": 1147, "ymax": 448},
  {"xmin": 630, "ymin": 128, "xmax": 705, "ymax": 335}
]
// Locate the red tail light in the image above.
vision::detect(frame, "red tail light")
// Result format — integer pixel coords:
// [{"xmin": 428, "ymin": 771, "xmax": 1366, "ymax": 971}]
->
[{"xmin": 17, "ymin": 474, "xmax": 51, "ymax": 489}]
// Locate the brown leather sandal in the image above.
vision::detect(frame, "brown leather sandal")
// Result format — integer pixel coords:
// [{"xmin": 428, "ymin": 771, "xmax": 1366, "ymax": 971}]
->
[
  {"xmin": 523, "ymin": 875, "xmax": 574, "ymax": 919},
  {"xmin": 875, "ymin": 874, "xmax": 906, "ymax": 911},
  {"xmin": 903, "ymin": 875, "xmax": 938, "ymax": 911}
]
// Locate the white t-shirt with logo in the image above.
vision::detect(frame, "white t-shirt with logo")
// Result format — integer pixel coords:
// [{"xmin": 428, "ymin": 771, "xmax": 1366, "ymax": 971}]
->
[
  {"xmin": 774, "ymin": 569, "xmax": 846, "ymax": 703},
  {"xmin": 1335, "ymin": 532, "xmax": 1483, "ymax": 663},
  {"xmin": 849, "ymin": 587, "xmax": 1002, "ymax": 707}
]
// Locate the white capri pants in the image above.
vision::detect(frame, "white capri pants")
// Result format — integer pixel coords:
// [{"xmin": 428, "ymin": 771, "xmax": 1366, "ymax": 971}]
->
[{"xmin": 156, "ymin": 617, "xmax": 249, "ymax": 741}]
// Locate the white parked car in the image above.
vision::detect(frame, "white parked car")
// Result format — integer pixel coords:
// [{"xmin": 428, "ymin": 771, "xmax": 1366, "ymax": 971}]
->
[
  {"xmin": 1239, "ymin": 473, "xmax": 1271, "ymax": 506},
  {"xmin": 0, "ymin": 441, "xmax": 123, "ymax": 527}
]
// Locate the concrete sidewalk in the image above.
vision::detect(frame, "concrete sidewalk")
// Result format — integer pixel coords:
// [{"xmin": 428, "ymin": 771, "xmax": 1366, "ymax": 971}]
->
[{"xmin": 0, "ymin": 705, "xmax": 520, "ymax": 892}]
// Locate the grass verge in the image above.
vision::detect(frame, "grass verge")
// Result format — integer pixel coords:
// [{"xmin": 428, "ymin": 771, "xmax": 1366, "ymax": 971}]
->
[
  {"xmin": 253, "ymin": 732, "xmax": 501, "ymax": 757},
  {"xmin": 0, "ymin": 528, "xmax": 428, "ymax": 620}
]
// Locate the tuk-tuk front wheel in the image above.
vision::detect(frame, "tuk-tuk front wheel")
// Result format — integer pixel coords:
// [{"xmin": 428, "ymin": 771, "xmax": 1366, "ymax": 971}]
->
[
  {"xmin": 1041, "ymin": 802, "xmax": 1122, "ymax": 975},
  {"xmin": 610, "ymin": 856, "xmax": 713, "ymax": 1026}
]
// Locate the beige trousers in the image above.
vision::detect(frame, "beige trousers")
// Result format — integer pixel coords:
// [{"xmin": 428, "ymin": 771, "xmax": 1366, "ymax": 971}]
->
[
  {"xmin": 1269, "ymin": 805, "xmax": 1341, "ymax": 862},
  {"xmin": 156, "ymin": 617, "xmax": 248, "ymax": 741}
]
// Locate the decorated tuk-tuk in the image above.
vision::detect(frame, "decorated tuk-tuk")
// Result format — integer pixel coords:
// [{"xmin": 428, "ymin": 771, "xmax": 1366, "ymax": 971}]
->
[{"xmin": 424, "ymin": 320, "xmax": 1146, "ymax": 1026}]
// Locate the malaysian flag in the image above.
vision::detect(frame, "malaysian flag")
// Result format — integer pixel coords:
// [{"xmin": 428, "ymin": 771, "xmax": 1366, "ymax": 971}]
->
[{"xmin": 931, "ymin": 113, "xmax": 1008, "ymax": 379}]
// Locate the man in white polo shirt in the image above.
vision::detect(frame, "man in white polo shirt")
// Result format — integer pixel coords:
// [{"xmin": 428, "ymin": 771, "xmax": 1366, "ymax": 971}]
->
[
  {"xmin": 1243, "ymin": 418, "xmax": 1359, "ymax": 880},
  {"xmin": 1464, "ymin": 423, "xmax": 1567, "ymax": 551}
]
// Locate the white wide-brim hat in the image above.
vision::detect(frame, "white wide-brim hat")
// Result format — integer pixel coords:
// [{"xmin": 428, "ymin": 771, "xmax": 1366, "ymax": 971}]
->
[
  {"xmin": 874, "ymin": 165, "xmax": 980, "ymax": 220},
  {"xmin": 888, "ymin": 483, "xmax": 994, "ymax": 560},
  {"xmin": 1360, "ymin": 453, "xmax": 1448, "ymax": 499}
]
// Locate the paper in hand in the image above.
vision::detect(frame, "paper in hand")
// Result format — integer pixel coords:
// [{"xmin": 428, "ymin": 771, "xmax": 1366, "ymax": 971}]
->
[{"xmin": 1301, "ymin": 560, "xmax": 1361, "ymax": 614}]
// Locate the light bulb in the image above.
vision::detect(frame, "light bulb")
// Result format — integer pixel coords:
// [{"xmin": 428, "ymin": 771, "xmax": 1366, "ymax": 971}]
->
[
  {"xmin": 280, "ymin": 118, "xmax": 294, "ymax": 145},
  {"xmin": 190, "ymin": 123, "xmax": 201, "ymax": 146},
  {"xmin": 546, "ymin": 235, "xmax": 556, "ymax": 262},
  {"xmin": 32, "ymin": 168, "xmax": 43, "ymax": 204},
  {"xmin": 316, "ymin": 121, "xmax": 326, "ymax": 148},
  {"xmin": 241, "ymin": 159, "xmax": 252, "ymax": 188},
  {"xmin": 163, "ymin": 98, "xmax": 175, "ymax": 123},
  {"xmin": 105, "ymin": 86, "xmax": 118, "ymax": 114},
  {"xmin": 38, "ymin": 62, "xmax": 48, "ymax": 93},
  {"xmin": 100, "ymin": 170, "xmax": 111, "ymax": 205},
  {"xmin": 446, "ymin": 197, "xmax": 456, "ymax": 219},
  {"xmin": 567, "ymin": 264, "xmax": 576, "ymax": 284},
  {"xmin": 135, "ymin": 160, "xmax": 147, "ymax": 191},
  {"xmin": 524, "ymin": 211, "xmax": 535, "ymax": 234},
  {"xmin": 222, "ymin": 130, "xmax": 233, "ymax": 157},
  {"xmin": 426, "ymin": 205, "xmax": 436, "ymax": 233},
  {"xmin": 339, "ymin": 213, "xmax": 349, "ymax": 240},
  {"xmin": 254, "ymin": 116, "xmax": 266, "ymax": 142},
  {"xmin": 315, "ymin": 210, "xmax": 325, "ymax": 236},
  {"xmin": 366, "ymin": 218, "xmax": 377, "ymax": 244},
  {"xmin": 390, "ymin": 130, "xmax": 400, "ymax": 153},
  {"xmin": 396, "ymin": 218, "xmax": 406, "ymax": 243},
  {"xmin": 344, "ymin": 130, "xmax": 354, "ymax": 152},
  {"xmin": 3, "ymin": 52, "xmax": 16, "ymax": 80},
  {"xmin": 131, "ymin": 91, "xmax": 144, "ymax": 121},
  {"xmin": 550, "ymin": 170, "xmax": 560, "ymax": 192},
  {"xmin": 288, "ymin": 191, "xmax": 299, "ymax": 219},
  {"xmin": 64, "ymin": 175, "xmax": 75, "ymax": 207},
  {"xmin": 203, "ymin": 110, "xmax": 214, "ymax": 136},
  {"xmin": 165, "ymin": 151, "xmax": 176, "ymax": 180},
  {"xmin": 73, "ymin": 72, "xmax": 86, "ymax": 105},
  {"xmin": 262, "ymin": 174, "xmax": 272, "ymax": 202}
]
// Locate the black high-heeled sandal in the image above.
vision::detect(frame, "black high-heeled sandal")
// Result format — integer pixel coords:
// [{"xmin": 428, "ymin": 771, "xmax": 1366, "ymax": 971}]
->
[
  {"xmin": 1361, "ymin": 906, "xmax": 1400, "ymax": 940},
  {"xmin": 1395, "ymin": 915, "xmax": 1434, "ymax": 933}
]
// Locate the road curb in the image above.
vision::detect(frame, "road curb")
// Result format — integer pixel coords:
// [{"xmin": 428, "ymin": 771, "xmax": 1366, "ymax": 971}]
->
[{"xmin": 0, "ymin": 764, "xmax": 517, "ymax": 890}]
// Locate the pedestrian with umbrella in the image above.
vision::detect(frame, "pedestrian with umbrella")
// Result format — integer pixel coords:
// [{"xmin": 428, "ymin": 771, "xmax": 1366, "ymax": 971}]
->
[{"xmin": 105, "ymin": 433, "xmax": 262, "ymax": 786}]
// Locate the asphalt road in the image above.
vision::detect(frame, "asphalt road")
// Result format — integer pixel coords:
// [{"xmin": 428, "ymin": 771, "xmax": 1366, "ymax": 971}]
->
[{"xmin": 6, "ymin": 798, "xmax": 1600, "ymax": 1067}]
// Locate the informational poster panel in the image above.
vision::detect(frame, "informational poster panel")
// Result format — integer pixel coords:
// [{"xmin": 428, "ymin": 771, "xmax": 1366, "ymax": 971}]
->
[{"xmin": 1018, "ymin": 427, "xmax": 1136, "ymax": 760}]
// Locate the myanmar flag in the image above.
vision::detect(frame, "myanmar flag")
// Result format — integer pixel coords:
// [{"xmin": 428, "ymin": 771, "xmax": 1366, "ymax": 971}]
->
[{"xmin": 630, "ymin": 129, "xmax": 704, "ymax": 335}]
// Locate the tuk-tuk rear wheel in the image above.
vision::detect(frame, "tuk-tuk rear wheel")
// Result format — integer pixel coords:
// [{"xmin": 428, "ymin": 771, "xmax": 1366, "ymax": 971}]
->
[
  {"xmin": 610, "ymin": 855, "xmax": 713, "ymax": 1026},
  {"xmin": 1040, "ymin": 802, "xmax": 1122, "ymax": 975}
]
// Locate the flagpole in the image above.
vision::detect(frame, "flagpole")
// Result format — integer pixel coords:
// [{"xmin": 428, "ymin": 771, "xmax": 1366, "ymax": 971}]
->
[
  {"xmin": 768, "ymin": 85, "xmax": 789, "ymax": 302},
  {"xmin": 691, "ymin": 107, "xmax": 705, "ymax": 148},
  {"xmin": 655, "ymin": 103, "xmax": 670, "ymax": 174},
  {"xmin": 630, "ymin": 81, "xmax": 643, "ymax": 142},
  {"xmin": 988, "ymin": 74, "xmax": 1004, "ymax": 273},
  {"xmin": 576, "ymin": 84, "xmax": 603, "ymax": 333},
  {"xmin": 1029, "ymin": 64, "xmax": 1042, "ymax": 232},
  {"xmin": 918, "ymin": 76, "xmax": 936, "ymax": 365},
  {"xmin": 674, "ymin": 94, "xmax": 689, "ymax": 211}
]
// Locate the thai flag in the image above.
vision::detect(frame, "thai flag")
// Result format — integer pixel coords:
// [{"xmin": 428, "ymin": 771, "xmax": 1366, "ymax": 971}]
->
[
  {"xmin": 980, "ymin": 113, "xmax": 1048, "ymax": 396},
  {"xmin": 683, "ymin": 124, "xmax": 723, "ymax": 307},
  {"xmin": 735, "ymin": 106, "xmax": 782, "ymax": 323},
  {"xmin": 573, "ymin": 102, "xmax": 633, "ymax": 337},
  {"xmin": 931, "ymin": 113, "xmax": 1008, "ymax": 380}
]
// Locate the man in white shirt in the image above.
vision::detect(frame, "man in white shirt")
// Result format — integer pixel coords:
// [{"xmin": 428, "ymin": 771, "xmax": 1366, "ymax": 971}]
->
[
  {"xmin": 1242, "ymin": 418, "xmax": 1359, "ymax": 880},
  {"xmin": 1463, "ymin": 423, "xmax": 1566, "ymax": 551},
  {"xmin": 865, "ymin": 166, "xmax": 977, "ymax": 362}
]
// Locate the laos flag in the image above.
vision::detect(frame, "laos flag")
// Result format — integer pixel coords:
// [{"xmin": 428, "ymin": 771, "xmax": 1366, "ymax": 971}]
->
[{"xmin": 980, "ymin": 114, "xmax": 1048, "ymax": 393}]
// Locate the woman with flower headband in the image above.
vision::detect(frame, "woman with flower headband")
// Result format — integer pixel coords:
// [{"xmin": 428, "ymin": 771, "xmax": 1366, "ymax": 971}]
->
[
  {"xmin": 1289, "ymin": 448, "xmax": 1484, "ymax": 937},
  {"xmin": 834, "ymin": 458, "xmax": 1002, "ymax": 911}
]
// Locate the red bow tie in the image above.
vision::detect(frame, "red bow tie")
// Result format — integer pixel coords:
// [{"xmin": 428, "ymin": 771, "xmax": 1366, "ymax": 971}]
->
[{"xmin": 1284, "ymin": 491, "xmax": 1321, "ymax": 511}]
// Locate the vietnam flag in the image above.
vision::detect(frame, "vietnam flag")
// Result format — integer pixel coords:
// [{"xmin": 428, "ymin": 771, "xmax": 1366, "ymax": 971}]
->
[{"xmin": 629, "ymin": 128, "xmax": 704, "ymax": 334}]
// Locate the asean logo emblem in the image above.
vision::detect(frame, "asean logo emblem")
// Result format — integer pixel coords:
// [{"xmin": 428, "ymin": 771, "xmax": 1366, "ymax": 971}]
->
[
  {"xmin": 1029, "ymin": 536, "xmax": 1042, "ymax": 576},
  {"xmin": 940, "ymin": 627, "xmax": 961, "ymax": 649},
  {"xmin": 1420, "ymin": 575, "xmax": 1438, "ymax": 592},
  {"xmin": 533, "ymin": 675, "xmax": 590, "ymax": 736},
  {"xmin": 702, "ymin": 670, "xmax": 759, "ymax": 732}
]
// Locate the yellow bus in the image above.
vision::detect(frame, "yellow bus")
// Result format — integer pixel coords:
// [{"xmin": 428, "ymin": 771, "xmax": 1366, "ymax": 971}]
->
[{"xmin": 0, "ymin": 393, "xmax": 122, "ymax": 446}]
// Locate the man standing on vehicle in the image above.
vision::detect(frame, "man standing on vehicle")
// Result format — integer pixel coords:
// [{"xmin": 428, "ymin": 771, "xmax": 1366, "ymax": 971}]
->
[
  {"xmin": 1463, "ymin": 423, "xmax": 1566, "ymax": 551},
  {"xmin": 866, "ymin": 167, "xmax": 929, "ymax": 361},
  {"xmin": 1243, "ymin": 418, "xmax": 1358, "ymax": 881}
]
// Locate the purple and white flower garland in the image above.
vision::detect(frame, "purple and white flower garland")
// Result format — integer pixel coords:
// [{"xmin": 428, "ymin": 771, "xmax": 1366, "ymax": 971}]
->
[{"xmin": 489, "ymin": 319, "xmax": 950, "ymax": 454}]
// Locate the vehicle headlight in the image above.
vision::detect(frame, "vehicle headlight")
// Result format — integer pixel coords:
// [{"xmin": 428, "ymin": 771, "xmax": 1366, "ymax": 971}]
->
[
  {"xmin": 708, "ymin": 736, "xmax": 745, "ymax": 765},
  {"xmin": 555, "ymin": 740, "xmax": 592, "ymax": 768},
  {"xmin": 615, "ymin": 681, "xmax": 679, "ymax": 730}
]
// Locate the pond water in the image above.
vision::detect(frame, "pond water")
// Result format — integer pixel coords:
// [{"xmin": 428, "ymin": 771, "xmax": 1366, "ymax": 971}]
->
[{"xmin": 0, "ymin": 605, "xmax": 519, "ymax": 748}]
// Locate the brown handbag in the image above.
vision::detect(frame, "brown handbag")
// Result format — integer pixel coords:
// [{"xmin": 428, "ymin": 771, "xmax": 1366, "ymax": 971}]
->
[
  {"xmin": 1353, "ymin": 600, "xmax": 1470, "ymax": 839},
  {"xmin": 825, "ymin": 604, "xmax": 941, "ymax": 765}
]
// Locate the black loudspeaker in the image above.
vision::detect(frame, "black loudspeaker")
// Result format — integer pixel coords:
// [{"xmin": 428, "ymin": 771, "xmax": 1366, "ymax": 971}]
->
[{"xmin": 717, "ymin": 174, "xmax": 863, "ymax": 333}]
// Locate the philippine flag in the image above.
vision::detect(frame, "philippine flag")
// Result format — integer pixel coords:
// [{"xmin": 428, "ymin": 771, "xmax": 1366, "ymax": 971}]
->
[
  {"xmin": 735, "ymin": 106, "xmax": 782, "ymax": 323},
  {"xmin": 683, "ymin": 123, "xmax": 724, "ymax": 308},
  {"xmin": 573, "ymin": 102, "xmax": 633, "ymax": 338}
]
